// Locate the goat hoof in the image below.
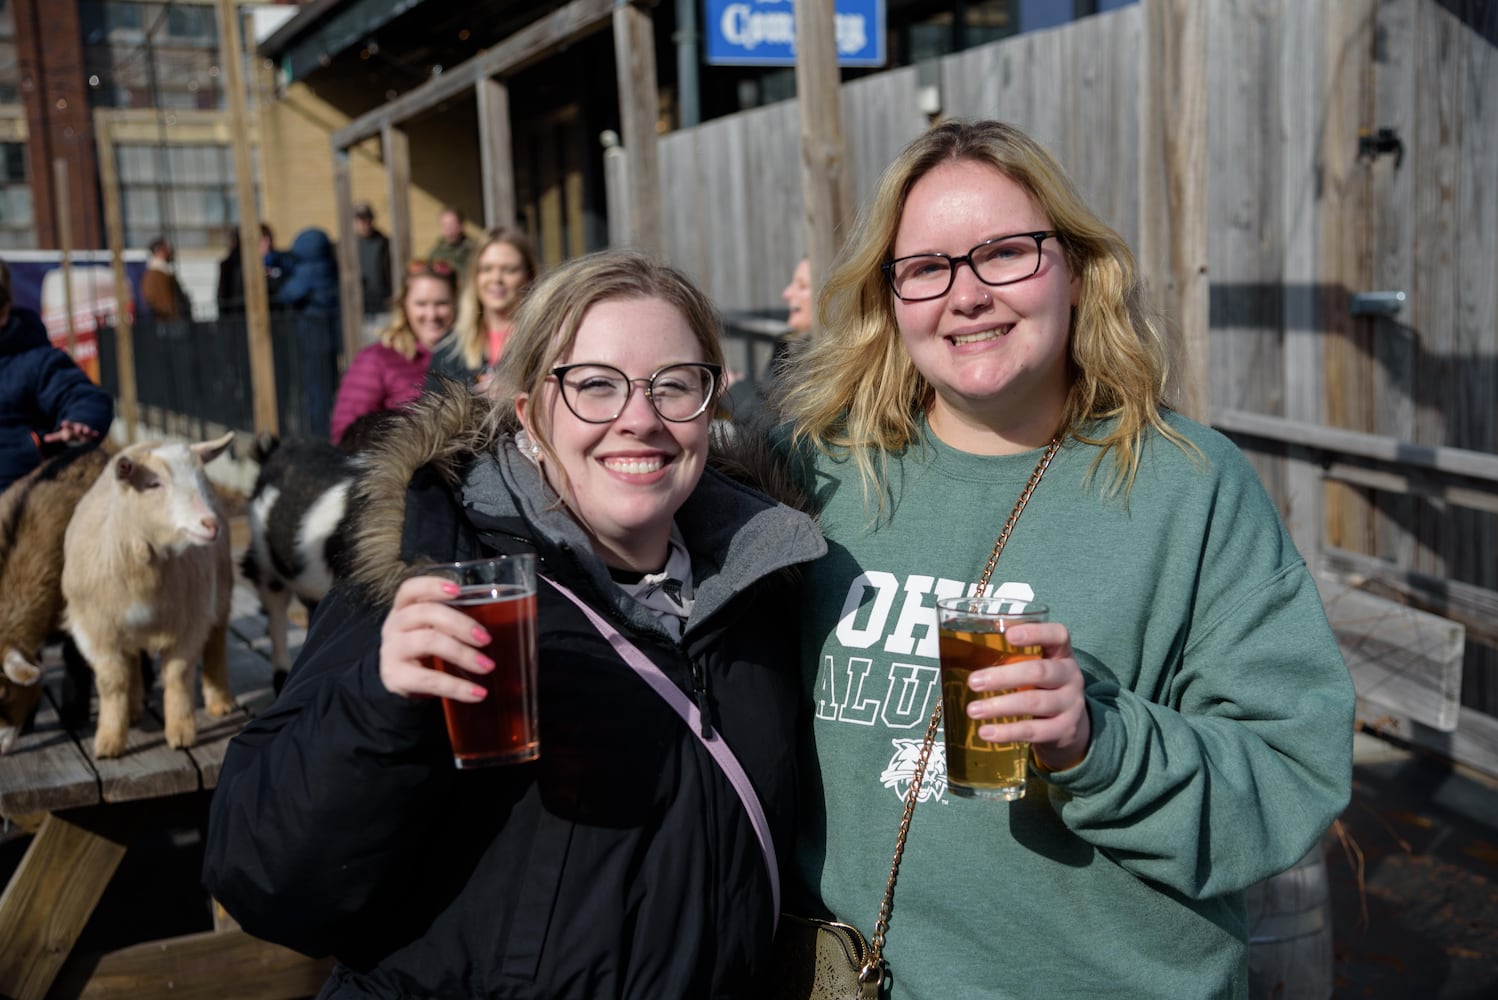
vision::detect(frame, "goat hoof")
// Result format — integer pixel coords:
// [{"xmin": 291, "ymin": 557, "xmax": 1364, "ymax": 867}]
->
[
  {"xmin": 93, "ymin": 731, "xmax": 127, "ymax": 758},
  {"xmin": 165, "ymin": 721, "xmax": 197, "ymax": 749},
  {"xmin": 205, "ymin": 698, "xmax": 235, "ymax": 718}
]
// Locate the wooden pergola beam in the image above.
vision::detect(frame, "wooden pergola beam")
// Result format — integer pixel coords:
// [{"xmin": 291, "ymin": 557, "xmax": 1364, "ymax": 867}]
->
[
  {"xmin": 612, "ymin": 1, "xmax": 662, "ymax": 253},
  {"xmin": 91, "ymin": 112, "xmax": 138, "ymax": 444},
  {"xmin": 477, "ymin": 78, "xmax": 517, "ymax": 229},
  {"xmin": 218, "ymin": 0, "xmax": 277, "ymax": 437}
]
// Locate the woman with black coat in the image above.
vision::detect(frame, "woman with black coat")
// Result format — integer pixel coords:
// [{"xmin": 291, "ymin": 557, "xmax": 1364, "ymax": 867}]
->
[{"xmin": 203, "ymin": 250, "xmax": 825, "ymax": 999}]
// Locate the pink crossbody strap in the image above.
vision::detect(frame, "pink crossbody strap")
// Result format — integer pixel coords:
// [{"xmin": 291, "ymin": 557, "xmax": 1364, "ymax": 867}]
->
[{"xmin": 542, "ymin": 577, "xmax": 781, "ymax": 926}]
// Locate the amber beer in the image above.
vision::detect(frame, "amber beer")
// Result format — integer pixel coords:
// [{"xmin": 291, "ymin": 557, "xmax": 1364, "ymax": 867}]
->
[
  {"xmin": 935, "ymin": 599, "xmax": 1049, "ymax": 801},
  {"xmin": 423, "ymin": 555, "xmax": 540, "ymax": 768}
]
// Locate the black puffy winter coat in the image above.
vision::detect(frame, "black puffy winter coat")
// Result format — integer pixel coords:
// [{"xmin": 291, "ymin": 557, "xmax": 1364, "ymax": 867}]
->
[{"xmin": 203, "ymin": 388, "xmax": 825, "ymax": 999}]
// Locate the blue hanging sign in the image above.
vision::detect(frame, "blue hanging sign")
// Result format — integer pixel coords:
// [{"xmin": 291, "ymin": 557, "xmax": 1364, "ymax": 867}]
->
[{"xmin": 704, "ymin": 0, "xmax": 886, "ymax": 68}]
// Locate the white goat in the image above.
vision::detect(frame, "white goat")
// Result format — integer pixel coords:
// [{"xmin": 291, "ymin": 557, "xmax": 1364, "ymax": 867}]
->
[{"xmin": 62, "ymin": 432, "xmax": 236, "ymax": 758}]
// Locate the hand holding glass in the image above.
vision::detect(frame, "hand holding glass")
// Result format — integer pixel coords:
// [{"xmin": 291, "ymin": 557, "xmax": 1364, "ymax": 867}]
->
[
  {"xmin": 935, "ymin": 598, "xmax": 1048, "ymax": 801},
  {"xmin": 421, "ymin": 555, "xmax": 539, "ymax": 768}
]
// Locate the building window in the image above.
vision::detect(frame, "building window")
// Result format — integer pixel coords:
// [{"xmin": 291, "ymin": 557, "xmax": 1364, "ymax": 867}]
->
[
  {"xmin": 0, "ymin": 141, "xmax": 33, "ymax": 250},
  {"xmin": 81, "ymin": 1, "xmax": 223, "ymax": 111},
  {"xmin": 116, "ymin": 142, "xmax": 237, "ymax": 251}
]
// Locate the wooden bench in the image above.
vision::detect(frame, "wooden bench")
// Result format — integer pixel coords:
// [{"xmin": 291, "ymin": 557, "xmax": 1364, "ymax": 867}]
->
[{"xmin": 0, "ymin": 585, "xmax": 332, "ymax": 1000}]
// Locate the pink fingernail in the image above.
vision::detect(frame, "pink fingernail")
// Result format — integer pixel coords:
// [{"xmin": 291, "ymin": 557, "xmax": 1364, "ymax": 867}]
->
[
  {"xmin": 475, "ymin": 654, "xmax": 494, "ymax": 671},
  {"xmin": 470, "ymin": 685, "xmax": 488, "ymax": 699},
  {"xmin": 473, "ymin": 627, "xmax": 491, "ymax": 643},
  {"xmin": 442, "ymin": 582, "xmax": 461, "ymax": 596}
]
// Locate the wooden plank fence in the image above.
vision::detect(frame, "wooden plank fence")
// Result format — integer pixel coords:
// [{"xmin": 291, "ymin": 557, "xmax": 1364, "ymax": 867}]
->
[{"xmin": 655, "ymin": 0, "xmax": 1498, "ymax": 772}]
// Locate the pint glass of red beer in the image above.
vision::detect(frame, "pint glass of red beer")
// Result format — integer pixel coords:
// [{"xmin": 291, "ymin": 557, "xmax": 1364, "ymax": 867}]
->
[{"xmin": 423, "ymin": 554, "xmax": 539, "ymax": 768}]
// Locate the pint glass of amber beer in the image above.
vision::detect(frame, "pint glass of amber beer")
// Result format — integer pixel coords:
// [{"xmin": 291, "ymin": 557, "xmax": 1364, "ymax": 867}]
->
[
  {"xmin": 935, "ymin": 597, "xmax": 1048, "ymax": 801},
  {"xmin": 423, "ymin": 555, "xmax": 540, "ymax": 768}
]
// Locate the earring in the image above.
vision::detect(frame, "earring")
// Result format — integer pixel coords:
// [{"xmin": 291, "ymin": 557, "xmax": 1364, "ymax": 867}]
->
[{"xmin": 515, "ymin": 429, "xmax": 542, "ymax": 462}]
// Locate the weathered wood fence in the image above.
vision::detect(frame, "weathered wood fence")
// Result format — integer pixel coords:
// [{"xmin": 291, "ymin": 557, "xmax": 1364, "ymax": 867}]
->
[{"xmin": 657, "ymin": 0, "xmax": 1498, "ymax": 771}]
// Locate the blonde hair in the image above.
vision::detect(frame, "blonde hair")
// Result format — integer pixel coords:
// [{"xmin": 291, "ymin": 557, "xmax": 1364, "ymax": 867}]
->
[
  {"xmin": 781, "ymin": 118, "xmax": 1187, "ymax": 507},
  {"xmin": 484, "ymin": 250, "xmax": 726, "ymax": 481},
  {"xmin": 379, "ymin": 267, "xmax": 457, "ymax": 360},
  {"xmin": 449, "ymin": 228, "xmax": 538, "ymax": 371}
]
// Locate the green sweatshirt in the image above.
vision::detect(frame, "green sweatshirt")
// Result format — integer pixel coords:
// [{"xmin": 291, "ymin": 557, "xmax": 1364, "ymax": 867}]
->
[{"xmin": 792, "ymin": 412, "xmax": 1354, "ymax": 999}]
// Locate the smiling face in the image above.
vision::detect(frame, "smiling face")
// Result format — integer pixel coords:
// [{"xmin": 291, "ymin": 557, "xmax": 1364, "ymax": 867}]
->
[
  {"xmin": 515, "ymin": 296, "xmax": 711, "ymax": 572},
  {"xmin": 476, "ymin": 241, "xmax": 532, "ymax": 324},
  {"xmin": 403, "ymin": 274, "xmax": 455, "ymax": 349},
  {"xmin": 893, "ymin": 159, "xmax": 1078, "ymax": 454},
  {"xmin": 782, "ymin": 258, "xmax": 813, "ymax": 333}
]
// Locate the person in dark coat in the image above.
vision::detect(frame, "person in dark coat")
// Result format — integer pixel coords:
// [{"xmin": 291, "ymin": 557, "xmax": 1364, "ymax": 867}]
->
[
  {"xmin": 274, "ymin": 227, "xmax": 343, "ymax": 438},
  {"xmin": 0, "ymin": 258, "xmax": 113, "ymax": 491},
  {"xmin": 202, "ymin": 250, "xmax": 825, "ymax": 999},
  {"xmin": 217, "ymin": 224, "xmax": 276, "ymax": 317},
  {"xmin": 353, "ymin": 202, "xmax": 393, "ymax": 320}
]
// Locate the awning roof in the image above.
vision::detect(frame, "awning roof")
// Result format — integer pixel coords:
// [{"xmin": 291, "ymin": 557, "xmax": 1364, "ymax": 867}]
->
[{"xmin": 257, "ymin": 0, "xmax": 548, "ymax": 86}]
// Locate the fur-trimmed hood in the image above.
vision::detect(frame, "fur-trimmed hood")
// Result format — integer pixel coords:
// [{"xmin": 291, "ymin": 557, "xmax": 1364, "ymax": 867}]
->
[{"xmin": 339, "ymin": 386, "xmax": 825, "ymax": 633}]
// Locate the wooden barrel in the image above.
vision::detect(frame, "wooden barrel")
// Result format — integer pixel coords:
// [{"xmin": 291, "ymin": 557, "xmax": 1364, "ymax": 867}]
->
[{"xmin": 1245, "ymin": 845, "xmax": 1333, "ymax": 999}]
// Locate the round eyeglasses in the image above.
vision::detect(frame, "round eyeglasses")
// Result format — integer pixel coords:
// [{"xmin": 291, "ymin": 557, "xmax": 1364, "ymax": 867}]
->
[
  {"xmin": 550, "ymin": 362, "xmax": 721, "ymax": 424},
  {"xmin": 881, "ymin": 231, "xmax": 1059, "ymax": 302}
]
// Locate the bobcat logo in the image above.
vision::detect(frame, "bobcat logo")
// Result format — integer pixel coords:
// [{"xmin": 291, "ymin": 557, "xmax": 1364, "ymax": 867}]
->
[{"xmin": 879, "ymin": 737, "xmax": 947, "ymax": 803}]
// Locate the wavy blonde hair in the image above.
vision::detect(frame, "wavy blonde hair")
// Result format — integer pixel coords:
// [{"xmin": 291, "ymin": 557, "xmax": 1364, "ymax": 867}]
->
[
  {"xmin": 781, "ymin": 119, "xmax": 1188, "ymax": 509},
  {"xmin": 378, "ymin": 267, "xmax": 457, "ymax": 360},
  {"xmin": 448, "ymin": 227, "xmax": 539, "ymax": 371},
  {"xmin": 483, "ymin": 250, "xmax": 726, "ymax": 485}
]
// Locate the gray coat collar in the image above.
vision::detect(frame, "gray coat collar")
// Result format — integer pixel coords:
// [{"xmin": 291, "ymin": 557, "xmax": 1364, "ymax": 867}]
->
[{"xmin": 461, "ymin": 435, "xmax": 826, "ymax": 639}]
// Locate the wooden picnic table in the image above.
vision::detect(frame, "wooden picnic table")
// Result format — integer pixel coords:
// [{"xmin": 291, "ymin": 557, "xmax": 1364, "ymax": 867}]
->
[{"xmin": 0, "ymin": 583, "xmax": 332, "ymax": 1000}]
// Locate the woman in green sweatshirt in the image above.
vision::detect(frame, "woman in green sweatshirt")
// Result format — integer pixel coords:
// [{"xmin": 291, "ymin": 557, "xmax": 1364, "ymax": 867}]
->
[{"xmin": 778, "ymin": 119, "xmax": 1354, "ymax": 999}]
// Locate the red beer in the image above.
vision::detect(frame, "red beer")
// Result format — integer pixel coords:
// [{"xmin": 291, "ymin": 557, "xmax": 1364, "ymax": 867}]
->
[{"xmin": 427, "ymin": 584, "xmax": 540, "ymax": 767}]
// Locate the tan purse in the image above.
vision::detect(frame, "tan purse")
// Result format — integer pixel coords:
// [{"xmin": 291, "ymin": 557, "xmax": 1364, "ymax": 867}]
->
[{"xmin": 763, "ymin": 692, "xmax": 943, "ymax": 1000}]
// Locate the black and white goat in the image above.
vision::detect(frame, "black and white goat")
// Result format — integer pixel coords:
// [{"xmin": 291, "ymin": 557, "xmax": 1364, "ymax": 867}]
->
[{"xmin": 241, "ymin": 434, "xmax": 357, "ymax": 693}]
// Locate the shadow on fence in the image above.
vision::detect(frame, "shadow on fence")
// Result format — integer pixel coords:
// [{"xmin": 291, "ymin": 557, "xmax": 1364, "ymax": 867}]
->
[{"xmin": 95, "ymin": 313, "xmax": 341, "ymax": 442}]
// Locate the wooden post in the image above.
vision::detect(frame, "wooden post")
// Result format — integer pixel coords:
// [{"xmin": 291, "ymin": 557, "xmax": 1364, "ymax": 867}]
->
[
  {"xmin": 1139, "ymin": 0, "xmax": 1208, "ymax": 421},
  {"xmin": 333, "ymin": 149, "xmax": 363, "ymax": 365},
  {"xmin": 613, "ymin": 1, "xmax": 662, "ymax": 254},
  {"xmin": 216, "ymin": 0, "xmax": 278, "ymax": 436},
  {"xmin": 477, "ymin": 77, "xmax": 517, "ymax": 229},
  {"xmin": 383, "ymin": 124, "xmax": 413, "ymax": 270},
  {"xmin": 51, "ymin": 158, "xmax": 78, "ymax": 355},
  {"xmin": 601, "ymin": 129, "xmax": 631, "ymax": 247},
  {"xmin": 92, "ymin": 113, "xmax": 137, "ymax": 443},
  {"xmin": 794, "ymin": 0, "xmax": 854, "ymax": 306}
]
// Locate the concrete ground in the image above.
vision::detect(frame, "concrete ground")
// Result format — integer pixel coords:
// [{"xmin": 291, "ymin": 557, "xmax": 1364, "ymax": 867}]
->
[{"xmin": 1328, "ymin": 731, "xmax": 1498, "ymax": 998}]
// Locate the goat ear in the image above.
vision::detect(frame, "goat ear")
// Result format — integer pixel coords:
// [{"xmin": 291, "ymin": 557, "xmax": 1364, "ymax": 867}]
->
[
  {"xmin": 3, "ymin": 648, "xmax": 42, "ymax": 686},
  {"xmin": 193, "ymin": 431, "xmax": 235, "ymax": 465},
  {"xmin": 115, "ymin": 455, "xmax": 134, "ymax": 482}
]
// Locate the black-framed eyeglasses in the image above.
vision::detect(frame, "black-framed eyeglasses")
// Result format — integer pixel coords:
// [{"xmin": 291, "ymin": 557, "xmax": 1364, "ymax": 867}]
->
[
  {"xmin": 550, "ymin": 362, "xmax": 722, "ymax": 424},
  {"xmin": 880, "ymin": 231, "xmax": 1059, "ymax": 302}
]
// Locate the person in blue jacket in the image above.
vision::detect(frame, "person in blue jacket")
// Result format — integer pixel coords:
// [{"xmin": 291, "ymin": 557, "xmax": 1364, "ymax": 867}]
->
[
  {"xmin": 0, "ymin": 258, "xmax": 113, "ymax": 492},
  {"xmin": 273, "ymin": 227, "xmax": 343, "ymax": 438}
]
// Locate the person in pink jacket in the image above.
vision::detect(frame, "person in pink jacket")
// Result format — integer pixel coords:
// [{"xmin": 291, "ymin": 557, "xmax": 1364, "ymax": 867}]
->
[{"xmin": 331, "ymin": 262, "xmax": 457, "ymax": 446}]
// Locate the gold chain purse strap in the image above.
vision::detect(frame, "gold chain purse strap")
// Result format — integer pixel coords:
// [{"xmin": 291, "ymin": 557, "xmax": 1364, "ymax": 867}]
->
[{"xmin": 859, "ymin": 436, "xmax": 1063, "ymax": 989}]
